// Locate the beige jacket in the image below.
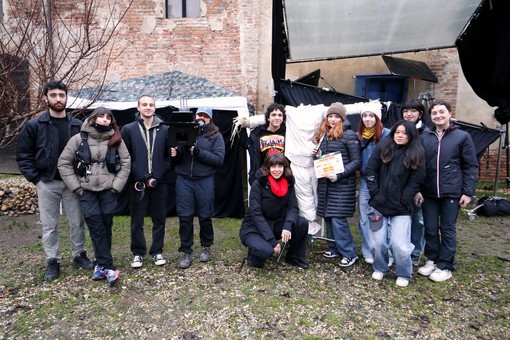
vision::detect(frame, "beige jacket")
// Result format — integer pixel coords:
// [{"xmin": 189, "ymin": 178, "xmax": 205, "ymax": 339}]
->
[{"xmin": 58, "ymin": 119, "xmax": 131, "ymax": 193}]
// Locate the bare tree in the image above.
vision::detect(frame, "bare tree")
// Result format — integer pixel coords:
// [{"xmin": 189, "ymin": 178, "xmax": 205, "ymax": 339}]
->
[{"xmin": 0, "ymin": 0, "xmax": 133, "ymax": 148}]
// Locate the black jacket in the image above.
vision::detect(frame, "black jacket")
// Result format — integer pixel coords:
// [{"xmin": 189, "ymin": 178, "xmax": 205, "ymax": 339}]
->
[
  {"xmin": 316, "ymin": 126, "xmax": 361, "ymax": 218},
  {"xmin": 173, "ymin": 124, "xmax": 225, "ymax": 179},
  {"xmin": 16, "ymin": 111, "xmax": 82, "ymax": 184},
  {"xmin": 121, "ymin": 115, "xmax": 172, "ymax": 183},
  {"xmin": 421, "ymin": 125, "xmax": 478, "ymax": 198},
  {"xmin": 239, "ymin": 176, "xmax": 299, "ymax": 248},
  {"xmin": 366, "ymin": 145, "xmax": 426, "ymax": 216}
]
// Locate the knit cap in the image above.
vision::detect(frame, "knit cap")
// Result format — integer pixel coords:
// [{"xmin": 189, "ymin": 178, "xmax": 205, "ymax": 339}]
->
[
  {"xmin": 326, "ymin": 102, "xmax": 347, "ymax": 121},
  {"xmin": 362, "ymin": 101, "xmax": 382, "ymax": 120}
]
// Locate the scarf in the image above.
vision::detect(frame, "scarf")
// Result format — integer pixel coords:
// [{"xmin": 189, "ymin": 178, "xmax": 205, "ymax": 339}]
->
[
  {"xmin": 363, "ymin": 127, "xmax": 375, "ymax": 140},
  {"xmin": 267, "ymin": 176, "xmax": 288, "ymax": 197},
  {"xmin": 92, "ymin": 122, "xmax": 113, "ymax": 132}
]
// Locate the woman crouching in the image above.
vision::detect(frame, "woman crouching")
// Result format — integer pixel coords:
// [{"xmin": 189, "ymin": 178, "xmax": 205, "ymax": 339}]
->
[{"xmin": 240, "ymin": 153, "xmax": 309, "ymax": 269}]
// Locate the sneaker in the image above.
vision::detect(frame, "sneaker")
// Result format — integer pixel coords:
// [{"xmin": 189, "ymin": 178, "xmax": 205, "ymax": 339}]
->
[
  {"xmin": 371, "ymin": 271, "xmax": 384, "ymax": 281},
  {"xmin": 73, "ymin": 251, "xmax": 94, "ymax": 270},
  {"xmin": 412, "ymin": 256, "xmax": 421, "ymax": 267},
  {"xmin": 104, "ymin": 269, "xmax": 120, "ymax": 287},
  {"xmin": 92, "ymin": 264, "xmax": 106, "ymax": 281},
  {"xmin": 131, "ymin": 255, "xmax": 143, "ymax": 268},
  {"xmin": 44, "ymin": 258, "xmax": 60, "ymax": 281},
  {"xmin": 199, "ymin": 247, "xmax": 212, "ymax": 262},
  {"xmin": 177, "ymin": 253, "xmax": 192, "ymax": 269},
  {"xmin": 429, "ymin": 268, "xmax": 453, "ymax": 282},
  {"xmin": 418, "ymin": 260, "xmax": 436, "ymax": 276},
  {"xmin": 364, "ymin": 258, "xmax": 374, "ymax": 264},
  {"xmin": 388, "ymin": 258, "xmax": 394, "ymax": 267},
  {"xmin": 339, "ymin": 257, "xmax": 358, "ymax": 267},
  {"xmin": 323, "ymin": 251, "xmax": 340, "ymax": 258},
  {"xmin": 396, "ymin": 277, "xmax": 409, "ymax": 287},
  {"xmin": 153, "ymin": 254, "xmax": 166, "ymax": 266}
]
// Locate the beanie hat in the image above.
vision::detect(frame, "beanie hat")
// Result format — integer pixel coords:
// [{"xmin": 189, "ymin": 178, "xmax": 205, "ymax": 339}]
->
[
  {"xmin": 362, "ymin": 101, "xmax": 382, "ymax": 120},
  {"xmin": 326, "ymin": 102, "xmax": 347, "ymax": 121},
  {"xmin": 196, "ymin": 106, "xmax": 213, "ymax": 119}
]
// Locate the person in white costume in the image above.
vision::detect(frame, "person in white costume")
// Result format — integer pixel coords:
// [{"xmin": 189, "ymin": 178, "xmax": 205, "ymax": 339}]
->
[{"xmin": 234, "ymin": 101, "xmax": 384, "ymax": 235}]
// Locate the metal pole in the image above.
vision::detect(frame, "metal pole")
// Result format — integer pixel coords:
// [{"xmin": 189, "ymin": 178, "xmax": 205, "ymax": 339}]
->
[{"xmin": 494, "ymin": 124, "xmax": 506, "ymax": 197}]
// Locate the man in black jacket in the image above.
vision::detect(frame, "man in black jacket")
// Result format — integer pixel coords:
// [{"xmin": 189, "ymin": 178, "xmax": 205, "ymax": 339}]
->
[
  {"xmin": 121, "ymin": 94, "xmax": 172, "ymax": 269},
  {"xmin": 16, "ymin": 81, "xmax": 93, "ymax": 281}
]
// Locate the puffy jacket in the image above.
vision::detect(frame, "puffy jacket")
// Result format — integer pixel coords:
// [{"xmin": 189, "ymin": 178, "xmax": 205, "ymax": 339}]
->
[
  {"xmin": 173, "ymin": 124, "xmax": 225, "ymax": 179},
  {"xmin": 121, "ymin": 115, "xmax": 172, "ymax": 183},
  {"xmin": 316, "ymin": 126, "xmax": 361, "ymax": 218},
  {"xmin": 359, "ymin": 128, "xmax": 390, "ymax": 176},
  {"xmin": 58, "ymin": 119, "xmax": 131, "ymax": 193},
  {"xmin": 421, "ymin": 125, "xmax": 478, "ymax": 198},
  {"xmin": 16, "ymin": 111, "xmax": 82, "ymax": 184},
  {"xmin": 366, "ymin": 145, "xmax": 426, "ymax": 216},
  {"xmin": 239, "ymin": 176, "xmax": 299, "ymax": 248},
  {"xmin": 247, "ymin": 123, "xmax": 286, "ymax": 185}
]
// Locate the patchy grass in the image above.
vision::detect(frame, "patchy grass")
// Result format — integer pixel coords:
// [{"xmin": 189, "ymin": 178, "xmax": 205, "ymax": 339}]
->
[{"xmin": 0, "ymin": 198, "xmax": 509, "ymax": 338}]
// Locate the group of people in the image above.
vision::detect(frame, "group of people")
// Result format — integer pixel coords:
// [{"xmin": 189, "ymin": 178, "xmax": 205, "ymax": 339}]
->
[
  {"xmin": 16, "ymin": 81, "xmax": 224, "ymax": 287},
  {"xmin": 240, "ymin": 98, "xmax": 478, "ymax": 287},
  {"xmin": 17, "ymin": 80, "xmax": 477, "ymax": 288}
]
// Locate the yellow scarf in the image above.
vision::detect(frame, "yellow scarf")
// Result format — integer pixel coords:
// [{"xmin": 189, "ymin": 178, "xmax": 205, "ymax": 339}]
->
[{"xmin": 363, "ymin": 127, "xmax": 375, "ymax": 140}]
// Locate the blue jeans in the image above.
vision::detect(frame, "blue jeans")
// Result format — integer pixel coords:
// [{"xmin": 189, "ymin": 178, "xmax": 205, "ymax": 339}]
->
[
  {"xmin": 422, "ymin": 197, "xmax": 460, "ymax": 271},
  {"xmin": 357, "ymin": 179, "xmax": 373, "ymax": 261},
  {"xmin": 325, "ymin": 217, "xmax": 357, "ymax": 258},
  {"xmin": 370, "ymin": 215, "xmax": 413, "ymax": 279},
  {"xmin": 410, "ymin": 206, "xmax": 425, "ymax": 259}
]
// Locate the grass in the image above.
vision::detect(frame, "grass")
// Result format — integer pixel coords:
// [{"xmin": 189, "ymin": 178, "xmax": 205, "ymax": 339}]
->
[{"xmin": 0, "ymin": 189, "xmax": 509, "ymax": 338}]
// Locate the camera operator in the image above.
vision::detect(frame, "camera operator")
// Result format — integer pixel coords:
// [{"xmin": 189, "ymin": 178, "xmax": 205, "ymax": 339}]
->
[
  {"xmin": 170, "ymin": 107, "xmax": 225, "ymax": 269},
  {"xmin": 121, "ymin": 94, "xmax": 172, "ymax": 269}
]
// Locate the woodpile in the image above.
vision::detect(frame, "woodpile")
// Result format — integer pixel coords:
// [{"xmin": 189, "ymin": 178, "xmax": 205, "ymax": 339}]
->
[{"xmin": 0, "ymin": 177, "xmax": 38, "ymax": 216}]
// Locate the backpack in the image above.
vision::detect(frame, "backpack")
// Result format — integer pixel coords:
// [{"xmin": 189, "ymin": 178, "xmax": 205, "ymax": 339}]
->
[{"xmin": 74, "ymin": 132, "xmax": 121, "ymax": 176}]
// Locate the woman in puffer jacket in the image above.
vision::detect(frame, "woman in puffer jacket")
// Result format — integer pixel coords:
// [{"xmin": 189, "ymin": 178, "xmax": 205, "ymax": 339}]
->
[
  {"xmin": 314, "ymin": 102, "xmax": 361, "ymax": 268},
  {"xmin": 58, "ymin": 107, "xmax": 131, "ymax": 287}
]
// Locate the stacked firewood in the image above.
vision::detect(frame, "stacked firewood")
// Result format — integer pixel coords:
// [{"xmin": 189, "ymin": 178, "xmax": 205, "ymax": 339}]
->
[{"xmin": 0, "ymin": 177, "xmax": 38, "ymax": 216}]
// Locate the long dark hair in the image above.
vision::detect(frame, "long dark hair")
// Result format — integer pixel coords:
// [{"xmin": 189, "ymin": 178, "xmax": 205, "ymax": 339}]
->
[
  {"xmin": 87, "ymin": 107, "xmax": 122, "ymax": 148},
  {"xmin": 378, "ymin": 120, "xmax": 424, "ymax": 170},
  {"xmin": 259, "ymin": 153, "xmax": 293, "ymax": 180}
]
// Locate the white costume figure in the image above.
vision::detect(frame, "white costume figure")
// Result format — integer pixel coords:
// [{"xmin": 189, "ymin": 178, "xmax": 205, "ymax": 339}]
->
[{"xmin": 234, "ymin": 101, "xmax": 384, "ymax": 235}]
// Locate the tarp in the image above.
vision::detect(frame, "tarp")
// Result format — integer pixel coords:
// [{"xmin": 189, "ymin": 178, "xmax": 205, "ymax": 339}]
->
[{"xmin": 283, "ymin": 0, "xmax": 483, "ymax": 62}]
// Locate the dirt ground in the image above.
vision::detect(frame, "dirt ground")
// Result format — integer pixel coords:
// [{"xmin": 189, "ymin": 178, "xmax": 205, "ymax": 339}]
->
[{"xmin": 1, "ymin": 210, "xmax": 509, "ymax": 261}]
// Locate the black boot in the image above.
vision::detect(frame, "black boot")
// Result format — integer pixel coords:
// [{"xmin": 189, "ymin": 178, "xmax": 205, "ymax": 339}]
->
[
  {"xmin": 44, "ymin": 258, "xmax": 60, "ymax": 281},
  {"xmin": 73, "ymin": 251, "xmax": 94, "ymax": 270}
]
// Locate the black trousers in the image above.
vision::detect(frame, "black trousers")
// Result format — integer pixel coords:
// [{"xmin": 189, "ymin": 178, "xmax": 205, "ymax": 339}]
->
[
  {"xmin": 79, "ymin": 190, "xmax": 117, "ymax": 270},
  {"xmin": 129, "ymin": 183, "xmax": 168, "ymax": 257},
  {"xmin": 244, "ymin": 216, "xmax": 308, "ymax": 267}
]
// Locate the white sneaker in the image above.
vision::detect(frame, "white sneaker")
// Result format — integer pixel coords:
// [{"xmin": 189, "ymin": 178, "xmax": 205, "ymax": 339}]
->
[
  {"xmin": 131, "ymin": 255, "xmax": 143, "ymax": 268},
  {"xmin": 429, "ymin": 268, "xmax": 452, "ymax": 282},
  {"xmin": 371, "ymin": 271, "xmax": 384, "ymax": 281},
  {"xmin": 418, "ymin": 260, "xmax": 436, "ymax": 276},
  {"xmin": 153, "ymin": 254, "xmax": 166, "ymax": 266},
  {"xmin": 388, "ymin": 258, "xmax": 394, "ymax": 267},
  {"xmin": 365, "ymin": 258, "xmax": 374, "ymax": 264},
  {"xmin": 396, "ymin": 277, "xmax": 409, "ymax": 287}
]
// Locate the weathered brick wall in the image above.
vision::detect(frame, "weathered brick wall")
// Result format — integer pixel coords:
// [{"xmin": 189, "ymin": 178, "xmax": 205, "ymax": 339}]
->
[
  {"xmin": 427, "ymin": 48, "xmax": 460, "ymax": 114},
  {"xmin": 478, "ymin": 147, "xmax": 509, "ymax": 184},
  {"xmin": 94, "ymin": 0, "xmax": 261, "ymax": 106}
]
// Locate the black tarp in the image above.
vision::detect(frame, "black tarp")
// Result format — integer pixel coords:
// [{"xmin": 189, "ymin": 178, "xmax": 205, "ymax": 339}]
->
[{"xmin": 457, "ymin": 0, "xmax": 510, "ymax": 125}]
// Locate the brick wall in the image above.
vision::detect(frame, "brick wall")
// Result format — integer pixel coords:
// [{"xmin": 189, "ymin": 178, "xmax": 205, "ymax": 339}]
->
[
  {"xmin": 478, "ymin": 147, "xmax": 509, "ymax": 184},
  {"xmin": 94, "ymin": 0, "xmax": 261, "ymax": 106},
  {"xmin": 427, "ymin": 48, "xmax": 459, "ymax": 114}
]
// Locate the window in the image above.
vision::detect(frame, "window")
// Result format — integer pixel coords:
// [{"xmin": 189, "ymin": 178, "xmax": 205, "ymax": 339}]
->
[{"xmin": 166, "ymin": 0, "xmax": 200, "ymax": 18}]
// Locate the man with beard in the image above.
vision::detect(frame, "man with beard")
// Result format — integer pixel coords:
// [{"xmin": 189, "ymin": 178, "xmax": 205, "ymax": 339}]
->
[{"xmin": 17, "ymin": 81, "xmax": 93, "ymax": 281}]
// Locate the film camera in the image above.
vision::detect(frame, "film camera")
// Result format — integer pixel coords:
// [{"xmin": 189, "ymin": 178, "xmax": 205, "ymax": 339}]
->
[{"xmin": 165, "ymin": 111, "xmax": 201, "ymax": 146}]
